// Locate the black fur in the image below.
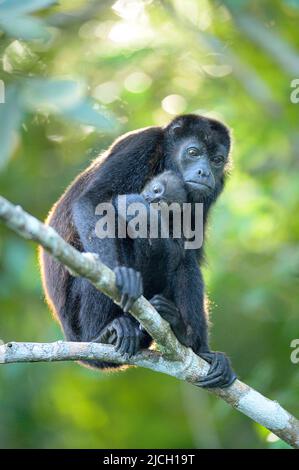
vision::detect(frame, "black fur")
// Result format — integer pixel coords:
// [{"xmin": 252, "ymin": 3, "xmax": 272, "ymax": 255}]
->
[{"xmin": 40, "ymin": 114, "xmax": 237, "ymax": 387}]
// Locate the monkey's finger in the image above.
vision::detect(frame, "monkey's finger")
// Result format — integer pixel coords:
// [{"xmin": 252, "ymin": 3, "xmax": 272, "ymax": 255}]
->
[
  {"xmin": 106, "ymin": 325, "xmax": 118, "ymax": 343},
  {"xmin": 107, "ymin": 331, "xmax": 117, "ymax": 345},
  {"xmin": 198, "ymin": 352, "xmax": 214, "ymax": 365},
  {"xmin": 150, "ymin": 301, "xmax": 179, "ymax": 322},
  {"xmin": 215, "ymin": 356, "xmax": 237, "ymax": 387},
  {"xmin": 158, "ymin": 305, "xmax": 178, "ymax": 319},
  {"xmin": 122, "ymin": 317, "xmax": 137, "ymax": 357},
  {"xmin": 197, "ymin": 363, "xmax": 225, "ymax": 385},
  {"xmin": 134, "ymin": 328, "xmax": 142, "ymax": 355},
  {"xmin": 197, "ymin": 371, "xmax": 225, "ymax": 388},
  {"xmin": 123, "ymin": 269, "xmax": 138, "ymax": 312},
  {"xmin": 115, "ymin": 267, "xmax": 131, "ymax": 299},
  {"xmin": 118, "ymin": 269, "xmax": 132, "ymax": 311},
  {"xmin": 201, "ymin": 352, "xmax": 234, "ymax": 380},
  {"xmin": 198, "ymin": 369, "xmax": 234, "ymax": 388},
  {"xmin": 122, "ymin": 293, "xmax": 131, "ymax": 312},
  {"xmin": 123, "ymin": 297, "xmax": 134, "ymax": 313},
  {"xmin": 204, "ymin": 353, "xmax": 221, "ymax": 375},
  {"xmin": 149, "ymin": 294, "xmax": 163, "ymax": 304},
  {"xmin": 138, "ymin": 273, "xmax": 143, "ymax": 297},
  {"xmin": 115, "ymin": 322, "xmax": 125, "ymax": 351},
  {"xmin": 114, "ymin": 267, "xmax": 125, "ymax": 291},
  {"xmin": 198, "ymin": 357, "xmax": 236, "ymax": 388},
  {"xmin": 131, "ymin": 324, "xmax": 141, "ymax": 357},
  {"xmin": 150, "ymin": 295, "xmax": 177, "ymax": 311},
  {"xmin": 118, "ymin": 322, "xmax": 131, "ymax": 356},
  {"xmin": 123, "ymin": 294, "xmax": 135, "ymax": 313},
  {"xmin": 128, "ymin": 268, "xmax": 137, "ymax": 298},
  {"xmin": 127, "ymin": 268, "xmax": 134, "ymax": 289},
  {"xmin": 135, "ymin": 271, "xmax": 143, "ymax": 298},
  {"xmin": 132, "ymin": 269, "xmax": 142, "ymax": 296},
  {"xmin": 126, "ymin": 335, "xmax": 135, "ymax": 358},
  {"xmin": 224, "ymin": 371, "xmax": 237, "ymax": 387},
  {"xmin": 127, "ymin": 327, "xmax": 139, "ymax": 357},
  {"xmin": 157, "ymin": 299, "xmax": 179, "ymax": 313},
  {"xmin": 96, "ymin": 325, "xmax": 112, "ymax": 343},
  {"xmin": 150, "ymin": 294, "xmax": 171, "ymax": 304},
  {"xmin": 118, "ymin": 336, "xmax": 129, "ymax": 356}
]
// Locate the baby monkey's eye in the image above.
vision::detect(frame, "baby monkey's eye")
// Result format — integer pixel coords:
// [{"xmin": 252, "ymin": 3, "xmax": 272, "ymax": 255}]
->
[
  {"xmin": 187, "ymin": 147, "xmax": 200, "ymax": 157},
  {"xmin": 153, "ymin": 185, "xmax": 161, "ymax": 194}
]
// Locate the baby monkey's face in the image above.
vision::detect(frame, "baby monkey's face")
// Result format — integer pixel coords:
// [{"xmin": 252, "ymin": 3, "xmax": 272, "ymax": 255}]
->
[{"xmin": 142, "ymin": 171, "xmax": 187, "ymax": 205}]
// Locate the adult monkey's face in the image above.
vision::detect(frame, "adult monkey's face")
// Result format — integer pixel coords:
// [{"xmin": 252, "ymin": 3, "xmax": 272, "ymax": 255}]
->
[{"xmin": 164, "ymin": 114, "xmax": 231, "ymax": 202}]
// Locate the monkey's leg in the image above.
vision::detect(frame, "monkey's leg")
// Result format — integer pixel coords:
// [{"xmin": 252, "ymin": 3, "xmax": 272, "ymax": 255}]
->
[{"xmin": 149, "ymin": 294, "xmax": 237, "ymax": 387}]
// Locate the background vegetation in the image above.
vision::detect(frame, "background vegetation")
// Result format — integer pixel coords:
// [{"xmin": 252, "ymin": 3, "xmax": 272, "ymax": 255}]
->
[{"xmin": 0, "ymin": 0, "xmax": 298, "ymax": 449}]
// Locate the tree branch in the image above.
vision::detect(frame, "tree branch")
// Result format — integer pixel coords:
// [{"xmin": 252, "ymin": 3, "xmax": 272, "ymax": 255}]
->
[{"xmin": 0, "ymin": 194, "xmax": 298, "ymax": 449}]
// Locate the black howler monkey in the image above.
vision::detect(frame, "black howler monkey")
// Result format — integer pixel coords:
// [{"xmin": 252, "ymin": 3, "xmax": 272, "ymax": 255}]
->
[{"xmin": 40, "ymin": 114, "xmax": 236, "ymax": 388}]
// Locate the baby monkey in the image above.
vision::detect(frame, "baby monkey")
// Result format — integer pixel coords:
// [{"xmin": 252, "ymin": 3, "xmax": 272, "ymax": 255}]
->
[{"xmin": 110, "ymin": 170, "xmax": 189, "ymax": 354}]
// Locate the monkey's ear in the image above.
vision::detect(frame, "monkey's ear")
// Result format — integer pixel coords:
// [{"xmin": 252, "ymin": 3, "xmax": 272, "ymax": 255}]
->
[{"xmin": 167, "ymin": 118, "xmax": 184, "ymax": 137}]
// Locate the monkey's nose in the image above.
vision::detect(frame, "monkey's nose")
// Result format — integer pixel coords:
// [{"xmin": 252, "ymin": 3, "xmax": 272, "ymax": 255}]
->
[{"xmin": 198, "ymin": 168, "xmax": 211, "ymax": 177}]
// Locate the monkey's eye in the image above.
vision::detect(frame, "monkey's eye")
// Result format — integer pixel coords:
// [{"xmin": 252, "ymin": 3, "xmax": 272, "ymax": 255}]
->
[
  {"xmin": 187, "ymin": 147, "xmax": 200, "ymax": 158},
  {"xmin": 153, "ymin": 185, "xmax": 162, "ymax": 194},
  {"xmin": 211, "ymin": 155, "xmax": 224, "ymax": 166}
]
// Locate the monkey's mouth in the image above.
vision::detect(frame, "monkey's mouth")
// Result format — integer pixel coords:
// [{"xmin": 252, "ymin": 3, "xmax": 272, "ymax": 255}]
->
[
  {"xmin": 186, "ymin": 181, "xmax": 214, "ymax": 191},
  {"xmin": 148, "ymin": 197, "xmax": 166, "ymax": 204}
]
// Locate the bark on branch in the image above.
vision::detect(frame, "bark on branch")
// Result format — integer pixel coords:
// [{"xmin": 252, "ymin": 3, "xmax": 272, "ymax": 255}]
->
[{"xmin": 0, "ymin": 195, "xmax": 298, "ymax": 449}]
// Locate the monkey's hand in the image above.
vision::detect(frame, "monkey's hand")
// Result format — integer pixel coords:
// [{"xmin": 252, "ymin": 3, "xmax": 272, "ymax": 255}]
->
[
  {"xmin": 114, "ymin": 266, "xmax": 143, "ymax": 313},
  {"xmin": 149, "ymin": 295, "xmax": 189, "ymax": 347},
  {"xmin": 94, "ymin": 317, "xmax": 143, "ymax": 357},
  {"xmin": 197, "ymin": 351, "xmax": 237, "ymax": 389}
]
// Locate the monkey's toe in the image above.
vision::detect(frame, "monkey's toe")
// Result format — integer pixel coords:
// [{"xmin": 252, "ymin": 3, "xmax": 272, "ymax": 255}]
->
[
  {"xmin": 197, "ymin": 351, "xmax": 237, "ymax": 389},
  {"xmin": 94, "ymin": 317, "xmax": 141, "ymax": 358},
  {"xmin": 115, "ymin": 317, "xmax": 141, "ymax": 357}
]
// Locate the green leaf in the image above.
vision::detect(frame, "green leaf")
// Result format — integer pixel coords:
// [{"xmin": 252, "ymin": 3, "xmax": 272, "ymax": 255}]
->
[
  {"xmin": 0, "ymin": 15, "xmax": 51, "ymax": 41},
  {"xmin": 62, "ymin": 99, "xmax": 119, "ymax": 132},
  {"xmin": 0, "ymin": 0, "xmax": 56, "ymax": 16},
  {"xmin": 21, "ymin": 79, "xmax": 85, "ymax": 112},
  {"xmin": 0, "ymin": 86, "xmax": 23, "ymax": 169},
  {"xmin": 19, "ymin": 78, "xmax": 118, "ymax": 132},
  {"xmin": 2, "ymin": 40, "xmax": 39, "ymax": 74}
]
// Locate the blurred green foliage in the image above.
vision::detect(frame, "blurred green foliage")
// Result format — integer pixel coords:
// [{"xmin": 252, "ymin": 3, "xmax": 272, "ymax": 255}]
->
[{"xmin": 0, "ymin": 0, "xmax": 298, "ymax": 449}]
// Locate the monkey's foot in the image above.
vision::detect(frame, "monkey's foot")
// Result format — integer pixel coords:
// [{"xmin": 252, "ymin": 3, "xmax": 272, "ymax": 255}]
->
[
  {"xmin": 149, "ymin": 295, "xmax": 188, "ymax": 346},
  {"xmin": 197, "ymin": 351, "xmax": 237, "ymax": 389},
  {"xmin": 114, "ymin": 266, "xmax": 143, "ymax": 313},
  {"xmin": 94, "ymin": 317, "xmax": 142, "ymax": 357}
]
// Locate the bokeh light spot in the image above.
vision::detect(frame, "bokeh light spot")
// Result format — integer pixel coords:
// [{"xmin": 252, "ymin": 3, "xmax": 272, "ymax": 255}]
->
[
  {"xmin": 161, "ymin": 94, "xmax": 187, "ymax": 115},
  {"xmin": 124, "ymin": 72, "xmax": 152, "ymax": 93}
]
